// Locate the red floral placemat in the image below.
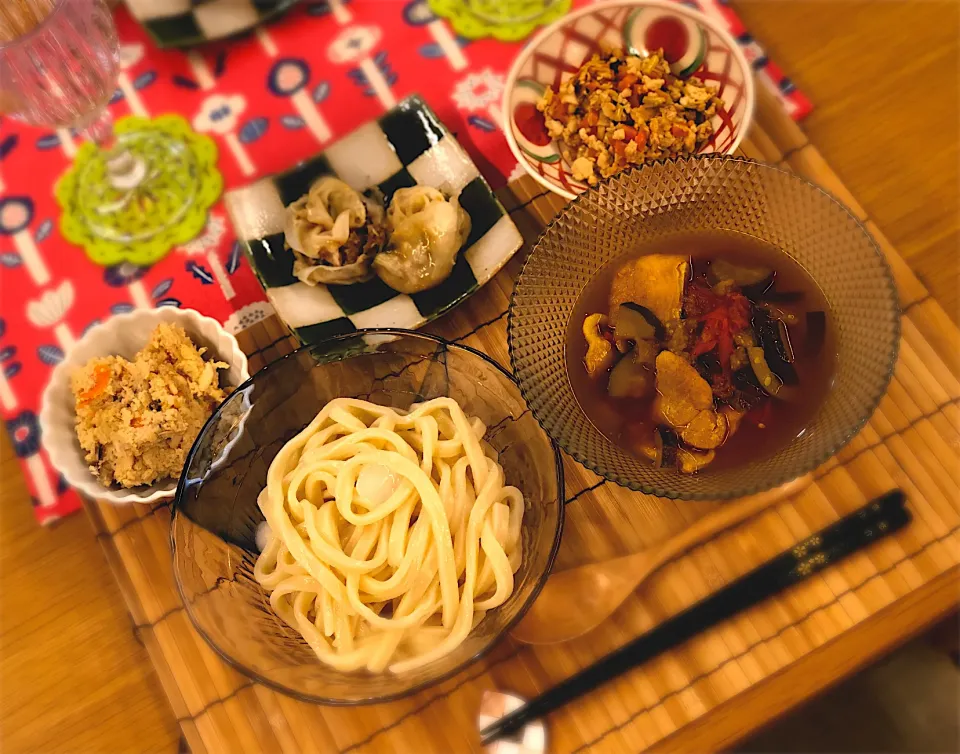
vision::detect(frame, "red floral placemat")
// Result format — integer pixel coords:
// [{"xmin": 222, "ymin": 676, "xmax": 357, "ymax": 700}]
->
[{"xmin": 0, "ymin": 0, "xmax": 810, "ymax": 525}]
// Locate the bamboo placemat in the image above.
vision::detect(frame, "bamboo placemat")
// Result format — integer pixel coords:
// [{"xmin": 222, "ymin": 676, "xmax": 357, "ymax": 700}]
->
[{"xmin": 83, "ymin": 84, "xmax": 960, "ymax": 754}]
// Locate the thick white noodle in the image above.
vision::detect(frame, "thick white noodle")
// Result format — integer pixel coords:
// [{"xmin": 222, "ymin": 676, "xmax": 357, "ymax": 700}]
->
[{"xmin": 253, "ymin": 397, "xmax": 524, "ymax": 674}]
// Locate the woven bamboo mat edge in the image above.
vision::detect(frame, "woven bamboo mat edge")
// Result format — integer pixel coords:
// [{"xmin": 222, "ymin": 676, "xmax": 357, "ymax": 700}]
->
[{"xmin": 81, "ymin": 82, "xmax": 960, "ymax": 754}]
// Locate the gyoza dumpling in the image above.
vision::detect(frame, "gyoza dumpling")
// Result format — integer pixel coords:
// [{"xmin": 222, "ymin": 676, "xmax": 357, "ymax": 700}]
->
[
  {"xmin": 284, "ymin": 176, "xmax": 384, "ymax": 286},
  {"xmin": 385, "ymin": 185, "xmax": 446, "ymax": 230},
  {"xmin": 285, "ymin": 176, "xmax": 366, "ymax": 259},
  {"xmin": 374, "ymin": 186, "xmax": 471, "ymax": 294}
]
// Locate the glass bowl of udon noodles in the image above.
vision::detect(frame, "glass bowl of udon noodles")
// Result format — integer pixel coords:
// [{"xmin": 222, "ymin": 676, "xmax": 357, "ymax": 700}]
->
[{"xmin": 172, "ymin": 330, "xmax": 564, "ymax": 704}]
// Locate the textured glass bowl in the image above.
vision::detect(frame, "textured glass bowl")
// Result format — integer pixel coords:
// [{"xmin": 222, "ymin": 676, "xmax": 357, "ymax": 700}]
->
[
  {"xmin": 509, "ymin": 156, "xmax": 900, "ymax": 500},
  {"xmin": 172, "ymin": 331, "xmax": 564, "ymax": 704}
]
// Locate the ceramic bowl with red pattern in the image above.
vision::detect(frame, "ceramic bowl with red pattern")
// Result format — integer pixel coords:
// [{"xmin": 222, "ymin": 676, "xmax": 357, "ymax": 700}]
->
[{"xmin": 503, "ymin": 0, "xmax": 755, "ymax": 199}]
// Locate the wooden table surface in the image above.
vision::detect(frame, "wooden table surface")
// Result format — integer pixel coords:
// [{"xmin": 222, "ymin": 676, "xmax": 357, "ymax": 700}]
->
[{"xmin": 1, "ymin": 2, "xmax": 957, "ymax": 752}]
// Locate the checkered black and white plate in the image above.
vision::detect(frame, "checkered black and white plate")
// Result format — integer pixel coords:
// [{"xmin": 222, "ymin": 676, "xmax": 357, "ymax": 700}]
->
[
  {"xmin": 226, "ymin": 95, "xmax": 524, "ymax": 347},
  {"xmin": 126, "ymin": 0, "xmax": 297, "ymax": 48}
]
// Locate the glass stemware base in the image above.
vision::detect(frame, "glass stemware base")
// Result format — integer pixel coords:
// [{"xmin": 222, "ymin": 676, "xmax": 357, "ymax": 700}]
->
[{"xmin": 55, "ymin": 114, "xmax": 223, "ymax": 267}]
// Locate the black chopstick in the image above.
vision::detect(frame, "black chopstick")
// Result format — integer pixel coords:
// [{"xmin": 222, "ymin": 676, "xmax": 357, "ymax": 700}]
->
[{"xmin": 480, "ymin": 490, "xmax": 909, "ymax": 746}]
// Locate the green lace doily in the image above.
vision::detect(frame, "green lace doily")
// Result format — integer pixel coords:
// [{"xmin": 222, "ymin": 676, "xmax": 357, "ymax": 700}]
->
[
  {"xmin": 55, "ymin": 114, "xmax": 222, "ymax": 267},
  {"xmin": 428, "ymin": 0, "xmax": 571, "ymax": 41}
]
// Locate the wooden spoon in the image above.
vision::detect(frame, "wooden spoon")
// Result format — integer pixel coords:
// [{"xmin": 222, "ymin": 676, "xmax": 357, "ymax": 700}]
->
[{"xmin": 511, "ymin": 475, "xmax": 812, "ymax": 645}]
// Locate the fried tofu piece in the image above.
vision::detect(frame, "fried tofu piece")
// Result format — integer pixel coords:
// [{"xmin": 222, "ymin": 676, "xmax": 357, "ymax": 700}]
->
[
  {"xmin": 654, "ymin": 350, "xmax": 728, "ymax": 451},
  {"xmin": 680, "ymin": 409, "xmax": 729, "ymax": 450},
  {"xmin": 677, "ymin": 447, "xmax": 715, "ymax": 473},
  {"xmin": 609, "ymin": 254, "xmax": 689, "ymax": 328},
  {"xmin": 653, "ymin": 350, "xmax": 712, "ymax": 427},
  {"xmin": 582, "ymin": 313, "xmax": 615, "ymax": 377},
  {"xmin": 720, "ymin": 404, "xmax": 745, "ymax": 435}
]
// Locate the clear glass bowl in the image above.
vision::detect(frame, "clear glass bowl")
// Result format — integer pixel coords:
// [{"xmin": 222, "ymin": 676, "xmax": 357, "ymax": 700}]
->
[
  {"xmin": 172, "ymin": 331, "xmax": 564, "ymax": 704},
  {"xmin": 508, "ymin": 156, "xmax": 900, "ymax": 500}
]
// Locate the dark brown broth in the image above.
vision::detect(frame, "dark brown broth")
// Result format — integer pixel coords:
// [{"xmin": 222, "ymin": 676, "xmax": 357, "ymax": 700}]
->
[{"xmin": 565, "ymin": 231, "xmax": 837, "ymax": 472}]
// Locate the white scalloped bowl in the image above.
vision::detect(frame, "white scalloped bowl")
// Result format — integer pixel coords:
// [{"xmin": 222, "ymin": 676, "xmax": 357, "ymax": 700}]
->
[{"xmin": 40, "ymin": 308, "xmax": 250, "ymax": 505}]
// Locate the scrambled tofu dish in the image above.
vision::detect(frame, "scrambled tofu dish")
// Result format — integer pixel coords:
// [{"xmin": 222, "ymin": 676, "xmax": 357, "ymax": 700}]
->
[
  {"xmin": 537, "ymin": 49, "xmax": 723, "ymax": 185},
  {"xmin": 71, "ymin": 323, "xmax": 228, "ymax": 488}
]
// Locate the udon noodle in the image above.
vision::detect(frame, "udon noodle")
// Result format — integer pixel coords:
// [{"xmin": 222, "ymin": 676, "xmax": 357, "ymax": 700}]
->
[{"xmin": 253, "ymin": 397, "xmax": 524, "ymax": 674}]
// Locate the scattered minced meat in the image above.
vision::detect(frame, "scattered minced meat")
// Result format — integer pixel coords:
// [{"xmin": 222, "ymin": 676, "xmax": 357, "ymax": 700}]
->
[{"xmin": 537, "ymin": 49, "xmax": 723, "ymax": 185}]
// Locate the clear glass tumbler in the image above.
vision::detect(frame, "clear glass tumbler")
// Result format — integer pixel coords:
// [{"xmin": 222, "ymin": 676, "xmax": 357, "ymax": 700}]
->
[
  {"xmin": 1, "ymin": 0, "xmax": 203, "ymax": 246},
  {"xmin": 0, "ymin": 0, "xmax": 118, "ymax": 143}
]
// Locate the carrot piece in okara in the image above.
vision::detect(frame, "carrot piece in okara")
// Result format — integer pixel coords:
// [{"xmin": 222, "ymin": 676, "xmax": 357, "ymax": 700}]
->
[{"xmin": 77, "ymin": 364, "xmax": 112, "ymax": 406}]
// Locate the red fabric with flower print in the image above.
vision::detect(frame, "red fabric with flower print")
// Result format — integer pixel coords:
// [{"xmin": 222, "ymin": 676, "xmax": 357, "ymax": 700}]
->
[{"xmin": 0, "ymin": 0, "xmax": 810, "ymax": 525}]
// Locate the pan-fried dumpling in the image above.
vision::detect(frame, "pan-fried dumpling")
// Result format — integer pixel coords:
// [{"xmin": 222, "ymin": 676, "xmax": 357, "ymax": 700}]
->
[
  {"xmin": 284, "ymin": 176, "xmax": 385, "ymax": 286},
  {"xmin": 374, "ymin": 186, "xmax": 471, "ymax": 294},
  {"xmin": 386, "ymin": 185, "xmax": 446, "ymax": 229}
]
